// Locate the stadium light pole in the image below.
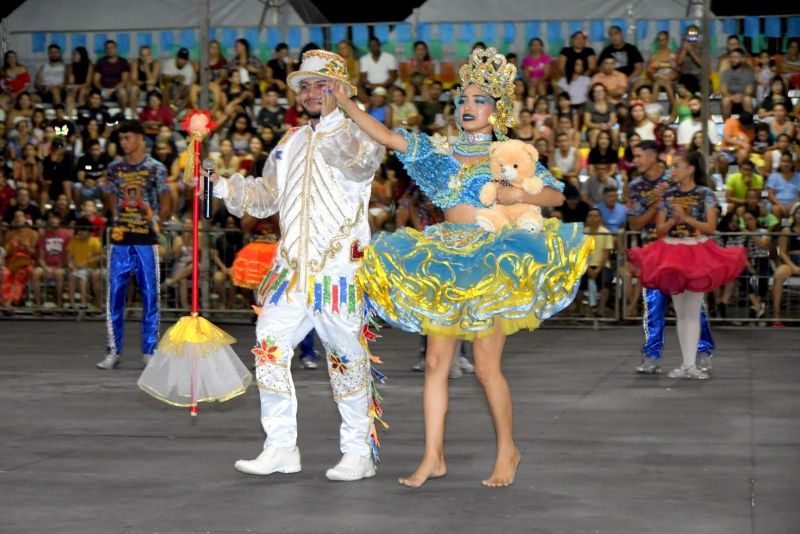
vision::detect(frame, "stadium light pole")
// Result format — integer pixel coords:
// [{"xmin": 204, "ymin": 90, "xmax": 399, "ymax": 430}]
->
[
  {"xmin": 199, "ymin": 0, "xmax": 211, "ymax": 309},
  {"xmin": 700, "ymin": 0, "xmax": 711, "ymax": 164}
]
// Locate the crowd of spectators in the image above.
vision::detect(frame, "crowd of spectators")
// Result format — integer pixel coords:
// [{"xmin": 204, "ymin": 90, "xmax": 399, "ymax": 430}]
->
[{"xmin": 1, "ymin": 27, "xmax": 799, "ymax": 322}]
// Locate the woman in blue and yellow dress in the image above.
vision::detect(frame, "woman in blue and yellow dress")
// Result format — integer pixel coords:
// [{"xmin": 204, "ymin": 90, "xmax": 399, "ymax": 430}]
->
[{"xmin": 330, "ymin": 48, "xmax": 593, "ymax": 487}]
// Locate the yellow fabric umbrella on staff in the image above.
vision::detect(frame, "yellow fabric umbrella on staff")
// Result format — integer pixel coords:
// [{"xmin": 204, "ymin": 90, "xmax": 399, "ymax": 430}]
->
[{"xmin": 138, "ymin": 110, "xmax": 252, "ymax": 415}]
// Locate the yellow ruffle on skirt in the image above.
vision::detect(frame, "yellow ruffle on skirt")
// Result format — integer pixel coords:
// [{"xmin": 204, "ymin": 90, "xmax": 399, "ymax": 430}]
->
[{"xmin": 357, "ymin": 220, "xmax": 593, "ymax": 340}]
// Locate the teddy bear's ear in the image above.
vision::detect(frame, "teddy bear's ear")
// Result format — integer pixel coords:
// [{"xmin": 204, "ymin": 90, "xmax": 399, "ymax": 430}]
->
[
  {"xmin": 489, "ymin": 141, "xmax": 503, "ymax": 156},
  {"xmin": 523, "ymin": 142, "xmax": 539, "ymax": 163}
]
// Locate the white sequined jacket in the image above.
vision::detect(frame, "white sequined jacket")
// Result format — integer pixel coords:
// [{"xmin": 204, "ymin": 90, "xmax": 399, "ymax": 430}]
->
[{"xmin": 214, "ymin": 108, "xmax": 385, "ymax": 283}]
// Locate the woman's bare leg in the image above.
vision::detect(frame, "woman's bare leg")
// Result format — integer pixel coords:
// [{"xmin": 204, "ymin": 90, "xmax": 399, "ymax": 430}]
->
[
  {"xmin": 472, "ymin": 325, "xmax": 520, "ymax": 487},
  {"xmin": 399, "ymin": 335, "xmax": 458, "ymax": 488}
]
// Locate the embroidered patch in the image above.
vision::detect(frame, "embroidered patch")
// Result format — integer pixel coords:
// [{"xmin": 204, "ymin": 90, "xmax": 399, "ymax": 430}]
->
[
  {"xmin": 350, "ymin": 240, "xmax": 364, "ymax": 260},
  {"xmin": 252, "ymin": 337, "xmax": 280, "ymax": 366},
  {"xmin": 327, "ymin": 350, "xmax": 368, "ymax": 400}
]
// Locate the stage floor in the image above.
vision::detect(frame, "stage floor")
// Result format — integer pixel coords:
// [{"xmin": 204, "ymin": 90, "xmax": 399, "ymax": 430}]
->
[{"xmin": 1, "ymin": 321, "xmax": 798, "ymax": 533}]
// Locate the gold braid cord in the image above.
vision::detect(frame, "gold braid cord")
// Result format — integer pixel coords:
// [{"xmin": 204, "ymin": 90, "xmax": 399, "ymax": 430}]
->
[
  {"xmin": 458, "ymin": 47, "xmax": 517, "ymax": 138},
  {"xmin": 182, "ymin": 132, "xmax": 207, "ymax": 186}
]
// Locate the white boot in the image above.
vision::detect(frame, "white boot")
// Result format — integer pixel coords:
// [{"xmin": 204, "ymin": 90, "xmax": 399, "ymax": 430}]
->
[
  {"xmin": 325, "ymin": 453, "xmax": 376, "ymax": 481},
  {"xmin": 234, "ymin": 445, "xmax": 301, "ymax": 476}
]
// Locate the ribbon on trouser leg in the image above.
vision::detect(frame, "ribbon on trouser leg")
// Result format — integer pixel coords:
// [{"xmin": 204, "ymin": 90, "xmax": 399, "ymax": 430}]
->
[
  {"xmin": 106, "ymin": 245, "xmax": 135, "ymax": 355},
  {"xmin": 697, "ymin": 304, "xmax": 715, "ymax": 356},
  {"xmin": 641, "ymin": 288, "xmax": 667, "ymax": 360},
  {"xmin": 133, "ymin": 245, "xmax": 160, "ymax": 355}
]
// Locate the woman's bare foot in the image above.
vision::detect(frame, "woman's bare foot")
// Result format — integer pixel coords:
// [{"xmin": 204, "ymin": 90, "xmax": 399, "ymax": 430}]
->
[
  {"xmin": 482, "ymin": 449, "xmax": 521, "ymax": 487},
  {"xmin": 398, "ymin": 456, "xmax": 447, "ymax": 488}
]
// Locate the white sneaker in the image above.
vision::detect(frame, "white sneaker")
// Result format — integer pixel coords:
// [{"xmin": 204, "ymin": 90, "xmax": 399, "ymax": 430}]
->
[
  {"xmin": 96, "ymin": 354, "xmax": 120, "ymax": 370},
  {"xmin": 459, "ymin": 355, "xmax": 474, "ymax": 374},
  {"xmin": 696, "ymin": 355, "xmax": 713, "ymax": 372},
  {"xmin": 667, "ymin": 364, "xmax": 709, "ymax": 380},
  {"xmin": 635, "ymin": 357, "xmax": 661, "ymax": 374},
  {"xmin": 325, "ymin": 453, "xmax": 376, "ymax": 481},
  {"xmin": 411, "ymin": 358, "xmax": 425, "ymax": 372},
  {"xmin": 234, "ymin": 445, "xmax": 302, "ymax": 476},
  {"xmin": 448, "ymin": 356, "xmax": 463, "ymax": 379}
]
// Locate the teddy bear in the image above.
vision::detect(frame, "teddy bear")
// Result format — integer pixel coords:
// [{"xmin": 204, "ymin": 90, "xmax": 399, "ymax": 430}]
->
[{"xmin": 475, "ymin": 140, "xmax": 545, "ymax": 233}]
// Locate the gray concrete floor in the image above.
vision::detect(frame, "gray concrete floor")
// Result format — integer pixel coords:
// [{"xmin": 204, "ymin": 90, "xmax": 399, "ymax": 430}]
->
[{"xmin": 1, "ymin": 320, "xmax": 798, "ymax": 534}]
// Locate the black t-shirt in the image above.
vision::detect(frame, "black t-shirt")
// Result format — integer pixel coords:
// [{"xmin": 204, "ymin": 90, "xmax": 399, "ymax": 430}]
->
[
  {"xmin": 561, "ymin": 199, "xmax": 591, "ymax": 223},
  {"xmin": 598, "ymin": 43, "xmax": 644, "ymax": 77},
  {"xmin": 75, "ymin": 153, "xmax": 111, "ymax": 181},
  {"xmin": 43, "ymin": 153, "xmax": 75, "ymax": 190},
  {"xmin": 50, "ymin": 118, "xmax": 77, "ymax": 138},
  {"xmin": 559, "ymin": 46, "xmax": 596, "ymax": 79},
  {"xmin": 76, "ymin": 105, "xmax": 110, "ymax": 131},
  {"xmin": 588, "ymin": 146, "xmax": 620, "ymax": 165},
  {"xmin": 257, "ymin": 106, "xmax": 286, "ymax": 130},
  {"xmin": 3, "ymin": 203, "xmax": 43, "ymax": 224},
  {"xmin": 267, "ymin": 58, "xmax": 289, "ymax": 83}
]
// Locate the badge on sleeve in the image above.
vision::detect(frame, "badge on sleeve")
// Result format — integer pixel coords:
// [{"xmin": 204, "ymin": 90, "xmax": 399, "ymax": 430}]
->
[{"xmin": 350, "ymin": 240, "xmax": 364, "ymax": 260}]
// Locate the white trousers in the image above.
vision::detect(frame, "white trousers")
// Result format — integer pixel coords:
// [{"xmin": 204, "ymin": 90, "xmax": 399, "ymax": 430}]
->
[{"xmin": 254, "ymin": 293, "xmax": 371, "ymax": 459}]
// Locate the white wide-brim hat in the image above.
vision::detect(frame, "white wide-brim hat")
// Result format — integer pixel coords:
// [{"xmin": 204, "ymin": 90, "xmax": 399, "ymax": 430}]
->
[{"xmin": 287, "ymin": 50, "xmax": 357, "ymax": 97}]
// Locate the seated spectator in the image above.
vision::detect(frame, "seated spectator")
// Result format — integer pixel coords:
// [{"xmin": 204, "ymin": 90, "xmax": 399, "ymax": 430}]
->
[
  {"xmin": 189, "ymin": 40, "xmax": 228, "ymax": 113},
  {"xmin": 772, "ymin": 204, "xmax": 800, "ymax": 326},
  {"xmin": 50, "ymin": 103, "xmax": 77, "ymax": 139},
  {"xmin": 161, "ymin": 48, "xmax": 194, "ymax": 110},
  {"xmin": 721, "ymin": 111, "xmax": 755, "ymax": 163},
  {"xmin": 0, "ymin": 51, "xmax": 32, "ymax": 110},
  {"xmin": 407, "ymin": 41, "xmax": 435, "ymax": 98},
  {"xmin": 6, "ymin": 91, "xmax": 35, "ymax": 128},
  {"xmin": 766, "ymin": 152, "xmax": 800, "ymax": 217},
  {"xmin": 533, "ymin": 138, "xmax": 550, "ymax": 169},
  {"xmin": 675, "ymin": 25, "xmax": 703, "ymax": 94},
  {"xmin": 34, "ymin": 44, "xmax": 66, "ymax": 107},
  {"xmin": 754, "ymin": 53, "xmax": 777, "ymax": 104},
  {"xmin": 560, "ymin": 183, "xmax": 591, "ymax": 223},
  {"xmin": 226, "ymin": 113, "xmax": 254, "ymax": 155},
  {"xmin": 582, "ymin": 163, "xmax": 618, "ymax": 206},
  {"xmin": 768, "ymin": 103, "xmax": 795, "ymax": 142},
  {"xmin": 0, "ymin": 170, "xmax": 15, "ymax": 217},
  {"xmin": 389, "ymin": 87, "xmax": 420, "ymax": 132},
  {"xmin": 79, "ymin": 200, "xmax": 106, "ymax": 238},
  {"xmin": 558, "ymin": 31, "xmax": 596, "ymax": 80},
  {"xmin": 66, "ymin": 218, "xmax": 102, "ymax": 309},
  {"xmin": 628, "ymin": 101, "xmax": 656, "ymax": 142},
  {"xmin": 757, "ymin": 76, "xmax": 789, "ymax": 119},
  {"xmin": 588, "ymin": 130, "xmax": 619, "ymax": 176},
  {"xmin": 718, "ymin": 34, "xmax": 745, "ymax": 74},
  {"xmin": 557, "ymin": 57, "xmax": 591, "ymax": 108},
  {"xmin": 367, "ymin": 86, "xmax": 390, "ymax": 126},
  {"xmin": 659, "ymin": 128, "xmax": 679, "ymax": 167},
  {"xmin": 223, "ymin": 69, "xmax": 253, "ymax": 116},
  {"xmin": 552, "ymin": 132, "xmax": 581, "ymax": 186},
  {"xmin": 555, "ymin": 92, "xmax": 580, "ymax": 130},
  {"xmin": 2, "ymin": 188, "xmax": 43, "ymax": 225},
  {"xmin": 763, "ymin": 133, "xmax": 793, "ymax": 175},
  {"xmin": 73, "ymin": 139, "xmax": 110, "ymax": 207},
  {"xmin": 32, "ymin": 211, "xmax": 70, "ymax": 309},
  {"xmin": 579, "ymin": 207, "xmax": 614, "ymax": 316},
  {"xmin": 599, "ymin": 25, "xmax": 644, "ymax": 82},
  {"xmin": 783, "ymin": 38, "xmax": 800, "ymax": 89},
  {"xmin": 265, "ymin": 43, "xmax": 291, "ymax": 94},
  {"xmin": 720, "ymin": 48, "xmax": 755, "ymax": 119},
  {"xmin": 369, "ymin": 165, "xmax": 395, "ymax": 233},
  {"xmin": 130, "ymin": 45, "xmax": 161, "ymax": 111},
  {"xmin": 636, "ymin": 85, "xmax": 665, "ymax": 124},
  {"xmin": 93, "ymin": 40, "xmax": 129, "ymax": 110},
  {"xmin": 360, "ymin": 37, "xmax": 398, "ymax": 93},
  {"xmin": 42, "ymin": 138, "xmax": 74, "ymax": 206},
  {"xmin": 592, "ymin": 56, "xmax": 628, "ymax": 106},
  {"xmin": 511, "ymin": 109, "xmax": 536, "ymax": 145},
  {"xmin": 584, "ymin": 83, "xmax": 618, "ymax": 147},
  {"xmin": 238, "ymin": 136, "xmax": 267, "ymax": 175},
  {"xmin": 556, "ymin": 114, "xmax": 581, "ymax": 149},
  {"xmin": 511, "ymin": 79, "xmax": 535, "ymax": 123},
  {"xmin": 139, "ymin": 91, "xmax": 174, "ymax": 138},
  {"xmin": 725, "ymin": 159, "xmax": 764, "ymax": 209},
  {"xmin": 647, "ymin": 31, "xmax": 679, "ymax": 106},
  {"xmin": 752, "ymin": 124, "xmax": 771, "ymax": 156},
  {"xmin": 256, "ymin": 87, "xmax": 286, "ymax": 132},
  {"xmin": 164, "ymin": 217, "xmax": 193, "ymax": 308},
  {"xmin": 416, "ymin": 80, "xmax": 445, "ymax": 134},
  {"xmin": 66, "ymin": 46, "xmax": 94, "ymax": 117},
  {"xmin": 212, "ymin": 138, "xmax": 240, "ymax": 178},
  {"xmin": 229, "ymin": 38, "xmax": 263, "ymax": 99},
  {"xmin": 13, "ymin": 143, "xmax": 44, "ymax": 200},
  {"xmin": 677, "ymin": 95, "xmax": 719, "ymax": 149},
  {"xmin": 740, "ymin": 207, "xmax": 771, "ymax": 322},
  {"xmin": 213, "ymin": 215, "xmax": 244, "ymax": 309},
  {"xmin": 596, "ymin": 186, "xmax": 627, "ymax": 233},
  {"xmin": 1, "ymin": 210, "xmax": 38, "ymax": 310},
  {"xmin": 50, "ymin": 194, "xmax": 78, "ymax": 226},
  {"xmin": 520, "ymin": 38, "xmax": 552, "ymax": 98},
  {"xmin": 76, "ymin": 89, "xmax": 110, "ymax": 133},
  {"xmin": 336, "ymin": 40, "xmax": 361, "ymax": 88}
]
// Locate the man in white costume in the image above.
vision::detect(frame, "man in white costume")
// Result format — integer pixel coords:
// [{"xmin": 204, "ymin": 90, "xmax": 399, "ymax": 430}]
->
[{"xmin": 210, "ymin": 50, "xmax": 385, "ymax": 481}]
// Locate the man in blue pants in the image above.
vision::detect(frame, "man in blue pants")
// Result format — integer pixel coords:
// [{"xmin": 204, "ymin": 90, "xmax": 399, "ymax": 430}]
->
[
  {"xmin": 96, "ymin": 120, "xmax": 169, "ymax": 369},
  {"xmin": 627, "ymin": 141, "xmax": 713, "ymax": 374}
]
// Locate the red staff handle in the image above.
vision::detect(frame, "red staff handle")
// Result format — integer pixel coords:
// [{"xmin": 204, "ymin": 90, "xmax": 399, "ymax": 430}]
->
[{"xmin": 191, "ymin": 139, "xmax": 200, "ymax": 315}]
